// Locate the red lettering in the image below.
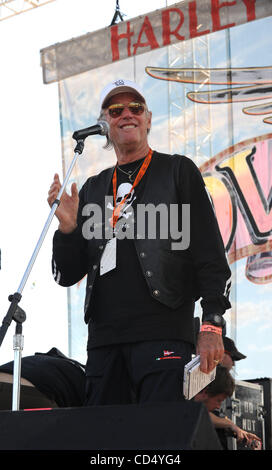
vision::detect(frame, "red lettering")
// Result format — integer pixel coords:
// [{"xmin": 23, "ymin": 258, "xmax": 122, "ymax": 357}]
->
[
  {"xmin": 133, "ymin": 16, "xmax": 159, "ymax": 55},
  {"xmin": 189, "ymin": 1, "xmax": 210, "ymax": 38},
  {"xmin": 211, "ymin": 0, "xmax": 236, "ymax": 32},
  {"xmin": 242, "ymin": 0, "xmax": 256, "ymax": 21},
  {"xmin": 162, "ymin": 8, "xmax": 185, "ymax": 46},
  {"xmin": 111, "ymin": 22, "xmax": 134, "ymax": 62}
]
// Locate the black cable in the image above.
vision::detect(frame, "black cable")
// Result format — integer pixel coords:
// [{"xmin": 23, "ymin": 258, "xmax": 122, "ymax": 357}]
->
[{"xmin": 110, "ymin": 0, "xmax": 125, "ymax": 26}]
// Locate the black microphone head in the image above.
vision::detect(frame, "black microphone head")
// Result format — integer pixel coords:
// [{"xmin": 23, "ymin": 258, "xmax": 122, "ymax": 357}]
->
[{"xmin": 97, "ymin": 120, "xmax": 109, "ymax": 136}]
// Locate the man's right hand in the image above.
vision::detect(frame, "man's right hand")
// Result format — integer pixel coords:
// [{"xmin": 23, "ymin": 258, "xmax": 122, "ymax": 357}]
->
[
  {"xmin": 47, "ymin": 173, "xmax": 79, "ymax": 234},
  {"xmin": 229, "ymin": 421, "xmax": 262, "ymax": 447}
]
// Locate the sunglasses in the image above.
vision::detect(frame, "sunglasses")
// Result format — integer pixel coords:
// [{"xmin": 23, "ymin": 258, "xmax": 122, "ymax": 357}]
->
[{"xmin": 107, "ymin": 102, "xmax": 146, "ymax": 118}]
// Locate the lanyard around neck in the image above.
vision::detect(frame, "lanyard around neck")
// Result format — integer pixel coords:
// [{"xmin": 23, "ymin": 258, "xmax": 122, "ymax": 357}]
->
[{"xmin": 111, "ymin": 147, "xmax": 153, "ymax": 228}]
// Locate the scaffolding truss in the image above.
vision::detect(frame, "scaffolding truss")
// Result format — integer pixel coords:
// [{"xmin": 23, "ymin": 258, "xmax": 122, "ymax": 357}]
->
[
  {"xmin": 167, "ymin": 35, "xmax": 213, "ymax": 166},
  {"xmin": 0, "ymin": 0, "xmax": 55, "ymax": 21}
]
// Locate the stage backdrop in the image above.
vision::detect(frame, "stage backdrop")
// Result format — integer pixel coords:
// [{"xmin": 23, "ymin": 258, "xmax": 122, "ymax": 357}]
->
[{"xmin": 41, "ymin": 0, "xmax": 272, "ymax": 383}]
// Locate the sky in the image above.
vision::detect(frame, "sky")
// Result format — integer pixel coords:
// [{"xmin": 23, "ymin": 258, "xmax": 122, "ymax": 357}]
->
[{"xmin": 0, "ymin": 0, "xmax": 172, "ymax": 365}]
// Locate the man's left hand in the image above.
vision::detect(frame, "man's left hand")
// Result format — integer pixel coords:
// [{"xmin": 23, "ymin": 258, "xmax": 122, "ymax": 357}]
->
[{"xmin": 196, "ymin": 330, "xmax": 224, "ymax": 373}]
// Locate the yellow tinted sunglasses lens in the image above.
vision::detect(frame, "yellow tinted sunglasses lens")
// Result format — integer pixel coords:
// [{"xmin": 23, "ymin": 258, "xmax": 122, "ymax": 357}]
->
[{"xmin": 108, "ymin": 102, "xmax": 145, "ymax": 118}]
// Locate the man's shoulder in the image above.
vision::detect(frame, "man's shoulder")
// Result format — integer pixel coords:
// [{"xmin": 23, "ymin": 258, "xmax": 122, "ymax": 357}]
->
[
  {"xmin": 92, "ymin": 165, "xmax": 115, "ymax": 181},
  {"xmin": 153, "ymin": 151, "xmax": 199, "ymax": 171},
  {"xmin": 81, "ymin": 165, "xmax": 114, "ymax": 190}
]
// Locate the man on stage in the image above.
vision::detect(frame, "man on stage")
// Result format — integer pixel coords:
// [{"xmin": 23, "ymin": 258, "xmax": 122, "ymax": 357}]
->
[{"xmin": 48, "ymin": 78, "xmax": 231, "ymax": 406}]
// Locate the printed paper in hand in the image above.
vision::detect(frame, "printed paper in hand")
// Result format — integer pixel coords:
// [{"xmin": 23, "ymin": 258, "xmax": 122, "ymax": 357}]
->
[{"xmin": 183, "ymin": 355, "xmax": 217, "ymax": 400}]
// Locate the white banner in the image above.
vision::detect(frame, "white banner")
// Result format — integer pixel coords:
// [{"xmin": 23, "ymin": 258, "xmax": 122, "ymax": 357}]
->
[{"xmin": 40, "ymin": 0, "xmax": 272, "ymax": 84}]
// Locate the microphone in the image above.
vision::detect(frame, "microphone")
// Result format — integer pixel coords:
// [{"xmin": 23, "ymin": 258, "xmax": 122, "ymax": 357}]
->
[{"xmin": 72, "ymin": 120, "xmax": 109, "ymax": 140}]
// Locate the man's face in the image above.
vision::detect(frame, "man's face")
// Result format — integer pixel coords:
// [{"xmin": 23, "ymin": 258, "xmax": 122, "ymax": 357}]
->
[
  {"xmin": 194, "ymin": 391, "xmax": 227, "ymax": 411},
  {"xmin": 104, "ymin": 92, "xmax": 152, "ymax": 151},
  {"xmin": 204, "ymin": 393, "xmax": 227, "ymax": 411}
]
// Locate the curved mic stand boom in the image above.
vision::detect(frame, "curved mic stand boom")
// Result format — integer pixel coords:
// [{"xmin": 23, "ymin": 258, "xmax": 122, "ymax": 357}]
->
[{"xmin": 0, "ymin": 138, "xmax": 85, "ymax": 411}]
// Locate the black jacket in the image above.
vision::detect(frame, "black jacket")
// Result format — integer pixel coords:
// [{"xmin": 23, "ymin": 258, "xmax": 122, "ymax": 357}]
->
[{"xmin": 52, "ymin": 151, "xmax": 231, "ymax": 325}]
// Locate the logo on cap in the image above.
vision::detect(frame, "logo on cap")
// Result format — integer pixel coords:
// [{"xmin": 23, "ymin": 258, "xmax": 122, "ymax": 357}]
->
[{"xmin": 114, "ymin": 80, "xmax": 125, "ymax": 87}]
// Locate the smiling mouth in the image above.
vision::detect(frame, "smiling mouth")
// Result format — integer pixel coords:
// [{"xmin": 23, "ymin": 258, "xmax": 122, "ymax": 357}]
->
[{"xmin": 120, "ymin": 124, "xmax": 137, "ymax": 129}]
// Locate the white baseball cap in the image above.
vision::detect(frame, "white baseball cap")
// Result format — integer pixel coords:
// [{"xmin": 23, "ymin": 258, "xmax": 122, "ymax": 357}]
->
[{"xmin": 99, "ymin": 78, "xmax": 146, "ymax": 109}]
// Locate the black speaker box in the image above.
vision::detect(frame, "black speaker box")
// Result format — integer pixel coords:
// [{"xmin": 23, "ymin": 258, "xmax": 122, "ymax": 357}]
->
[
  {"xmin": 0, "ymin": 401, "xmax": 221, "ymax": 450},
  {"xmin": 248, "ymin": 377, "xmax": 272, "ymax": 450}
]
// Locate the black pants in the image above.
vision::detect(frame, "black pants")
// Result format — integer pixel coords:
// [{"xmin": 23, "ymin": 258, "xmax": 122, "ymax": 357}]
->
[{"xmin": 84, "ymin": 340, "xmax": 193, "ymax": 406}]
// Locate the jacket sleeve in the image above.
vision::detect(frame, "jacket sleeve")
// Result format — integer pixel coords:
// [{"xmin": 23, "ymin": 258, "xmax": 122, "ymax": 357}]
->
[
  {"xmin": 51, "ymin": 184, "xmax": 89, "ymax": 287},
  {"xmin": 179, "ymin": 156, "xmax": 232, "ymax": 317}
]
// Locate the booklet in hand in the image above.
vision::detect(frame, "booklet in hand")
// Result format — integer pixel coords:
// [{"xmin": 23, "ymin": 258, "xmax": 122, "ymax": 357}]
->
[{"xmin": 183, "ymin": 355, "xmax": 217, "ymax": 400}]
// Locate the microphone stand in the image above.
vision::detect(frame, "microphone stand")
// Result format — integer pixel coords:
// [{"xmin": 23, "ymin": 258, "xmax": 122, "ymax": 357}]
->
[{"xmin": 0, "ymin": 138, "xmax": 85, "ymax": 411}]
